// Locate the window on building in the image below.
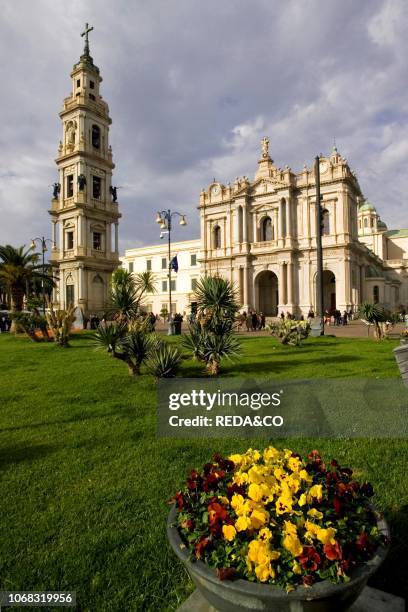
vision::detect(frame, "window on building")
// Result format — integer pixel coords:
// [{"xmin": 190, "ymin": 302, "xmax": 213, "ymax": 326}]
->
[
  {"xmin": 373, "ymin": 285, "xmax": 379, "ymax": 304},
  {"xmin": 129, "ymin": 262, "xmax": 134, "ymax": 273},
  {"xmin": 91, "ymin": 125, "xmax": 100, "ymax": 149},
  {"xmin": 66, "ymin": 284, "xmax": 75, "ymax": 306},
  {"xmin": 92, "ymin": 176, "xmax": 101, "ymax": 198},
  {"xmin": 190, "ymin": 254, "xmax": 197, "ymax": 266},
  {"xmin": 213, "ymin": 225, "xmax": 221, "ymax": 249},
  {"xmin": 146, "ymin": 259, "xmax": 152, "ymax": 271},
  {"xmin": 76, "ymin": 79, "xmax": 80, "ymax": 88},
  {"xmin": 370, "ymin": 218, "xmax": 374, "ymax": 228},
  {"xmin": 90, "ymin": 80, "xmax": 95, "ymax": 89},
  {"xmin": 322, "ymin": 210, "xmax": 330, "ymax": 235},
  {"xmin": 364, "ymin": 218, "xmax": 368, "ymax": 228},
  {"xmin": 66, "ymin": 231, "xmax": 74, "ymax": 250},
  {"xmin": 161, "ymin": 257, "xmax": 167, "ymax": 269},
  {"xmin": 162, "ymin": 280, "xmax": 167, "ymax": 292},
  {"xmin": 93, "ymin": 232, "xmax": 102, "ymax": 251},
  {"xmin": 89, "ymin": 93, "xmax": 96, "ymax": 101},
  {"xmin": 170, "ymin": 279, "xmax": 176, "ymax": 291},
  {"xmin": 191, "ymin": 278, "xmax": 198, "ymax": 291},
  {"xmin": 261, "ymin": 217, "xmax": 273, "ymax": 241},
  {"xmin": 67, "ymin": 174, "xmax": 74, "ymax": 198}
]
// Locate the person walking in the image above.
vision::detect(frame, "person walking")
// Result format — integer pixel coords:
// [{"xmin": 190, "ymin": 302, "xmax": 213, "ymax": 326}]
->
[
  {"xmin": 251, "ymin": 311, "xmax": 258, "ymax": 331},
  {"xmin": 246, "ymin": 311, "xmax": 252, "ymax": 332},
  {"xmin": 260, "ymin": 312, "xmax": 266, "ymax": 329}
]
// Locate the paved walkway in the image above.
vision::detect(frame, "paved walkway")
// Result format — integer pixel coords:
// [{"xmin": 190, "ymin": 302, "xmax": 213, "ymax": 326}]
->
[{"xmin": 155, "ymin": 320, "xmax": 406, "ymax": 339}]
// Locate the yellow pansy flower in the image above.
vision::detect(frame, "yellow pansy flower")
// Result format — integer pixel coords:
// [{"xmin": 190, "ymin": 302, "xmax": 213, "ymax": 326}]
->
[
  {"xmin": 222, "ymin": 524, "xmax": 236, "ymax": 541},
  {"xmin": 298, "ymin": 493, "xmax": 307, "ymax": 507},
  {"xmin": 299, "ymin": 469, "xmax": 313, "ymax": 484},
  {"xmin": 307, "ymin": 508, "xmax": 323, "ymax": 520},
  {"xmin": 235, "ymin": 515, "xmax": 252, "ymax": 532},
  {"xmin": 287, "ymin": 456, "xmax": 302, "ymax": 473},
  {"xmin": 304, "ymin": 520, "xmax": 320, "ymax": 538},
  {"xmin": 255, "ymin": 562, "xmax": 274, "ymax": 582},
  {"xmin": 263, "ymin": 446, "xmax": 280, "ymax": 462},
  {"xmin": 316, "ymin": 527, "xmax": 337, "ymax": 545},
  {"xmin": 259, "ymin": 527, "xmax": 273, "ymax": 541},
  {"xmin": 292, "ymin": 560, "xmax": 302, "ymax": 575},
  {"xmin": 248, "ymin": 483, "xmax": 263, "ymax": 502},
  {"xmin": 250, "ymin": 508, "xmax": 269, "ymax": 529},
  {"xmin": 307, "ymin": 484, "xmax": 323, "ymax": 502},
  {"xmin": 283, "ymin": 521, "xmax": 297, "ymax": 535},
  {"xmin": 283, "ymin": 533, "xmax": 303, "ymax": 557}
]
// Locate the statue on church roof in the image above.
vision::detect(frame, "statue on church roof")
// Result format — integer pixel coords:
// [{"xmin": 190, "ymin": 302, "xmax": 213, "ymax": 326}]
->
[
  {"xmin": 77, "ymin": 174, "xmax": 87, "ymax": 191},
  {"xmin": 52, "ymin": 182, "xmax": 60, "ymax": 199},
  {"xmin": 261, "ymin": 136, "xmax": 270, "ymax": 159}
]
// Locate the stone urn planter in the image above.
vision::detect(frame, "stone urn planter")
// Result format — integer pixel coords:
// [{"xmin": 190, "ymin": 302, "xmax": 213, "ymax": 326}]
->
[
  {"xmin": 394, "ymin": 341, "xmax": 408, "ymax": 386},
  {"xmin": 167, "ymin": 505, "xmax": 389, "ymax": 612}
]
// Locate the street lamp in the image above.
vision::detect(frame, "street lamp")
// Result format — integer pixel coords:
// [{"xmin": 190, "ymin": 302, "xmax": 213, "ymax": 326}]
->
[
  {"xmin": 314, "ymin": 156, "xmax": 325, "ymax": 336},
  {"xmin": 155, "ymin": 209, "xmax": 187, "ymax": 335},
  {"xmin": 30, "ymin": 237, "xmax": 55, "ymax": 313}
]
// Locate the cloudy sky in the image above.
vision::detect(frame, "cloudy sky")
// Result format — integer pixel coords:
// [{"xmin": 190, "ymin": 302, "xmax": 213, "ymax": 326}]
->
[{"xmin": 0, "ymin": 0, "xmax": 407, "ymax": 253}]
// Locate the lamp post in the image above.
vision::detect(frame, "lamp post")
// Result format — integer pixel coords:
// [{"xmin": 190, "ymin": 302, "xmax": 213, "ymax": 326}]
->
[
  {"xmin": 155, "ymin": 210, "xmax": 187, "ymax": 335},
  {"xmin": 314, "ymin": 156, "xmax": 325, "ymax": 336},
  {"xmin": 30, "ymin": 237, "xmax": 54, "ymax": 313}
]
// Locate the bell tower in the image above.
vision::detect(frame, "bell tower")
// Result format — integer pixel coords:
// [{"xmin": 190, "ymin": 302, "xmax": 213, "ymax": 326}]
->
[{"xmin": 49, "ymin": 24, "xmax": 121, "ymax": 315}]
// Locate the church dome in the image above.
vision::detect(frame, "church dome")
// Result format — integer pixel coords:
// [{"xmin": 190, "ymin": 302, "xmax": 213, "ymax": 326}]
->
[
  {"xmin": 359, "ymin": 201, "xmax": 376, "ymax": 212},
  {"xmin": 377, "ymin": 219, "xmax": 388, "ymax": 231}
]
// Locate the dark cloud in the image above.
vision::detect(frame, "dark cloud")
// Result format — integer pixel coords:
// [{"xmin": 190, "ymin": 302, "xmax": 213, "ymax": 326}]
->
[{"xmin": 0, "ymin": 0, "xmax": 407, "ymax": 253}]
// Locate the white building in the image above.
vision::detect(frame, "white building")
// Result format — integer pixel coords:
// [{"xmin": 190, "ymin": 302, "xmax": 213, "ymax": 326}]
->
[
  {"xmin": 122, "ymin": 239, "xmax": 201, "ymax": 316},
  {"xmin": 122, "ymin": 138, "xmax": 408, "ymax": 317}
]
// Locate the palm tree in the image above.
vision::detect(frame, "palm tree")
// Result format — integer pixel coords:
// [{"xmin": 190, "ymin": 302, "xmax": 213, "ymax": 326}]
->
[
  {"xmin": 106, "ymin": 269, "xmax": 156, "ymax": 322},
  {"xmin": 0, "ymin": 245, "xmax": 54, "ymax": 331}
]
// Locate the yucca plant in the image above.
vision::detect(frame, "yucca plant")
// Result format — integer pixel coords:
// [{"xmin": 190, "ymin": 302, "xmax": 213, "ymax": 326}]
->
[
  {"xmin": 93, "ymin": 322, "xmax": 128, "ymax": 355},
  {"xmin": 194, "ymin": 275, "xmax": 239, "ymax": 325},
  {"xmin": 119, "ymin": 330, "xmax": 153, "ymax": 375},
  {"xmin": 146, "ymin": 343, "xmax": 182, "ymax": 381},
  {"xmin": 106, "ymin": 269, "xmax": 156, "ymax": 323},
  {"xmin": 45, "ymin": 301, "xmax": 76, "ymax": 347},
  {"xmin": 201, "ymin": 332, "xmax": 241, "ymax": 376},
  {"xmin": 358, "ymin": 302, "xmax": 386, "ymax": 340},
  {"xmin": 183, "ymin": 275, "xmax": 241, "ymax": 375}
]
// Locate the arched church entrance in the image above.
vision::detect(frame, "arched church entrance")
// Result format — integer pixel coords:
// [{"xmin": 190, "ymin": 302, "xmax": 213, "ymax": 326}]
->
[
  {"xmin": 256, "ymin": 271, "xmax": 279, "ymax": 316},
  {"xmin": 322, "ymin": 270, "xmax": 336, "ymax": 313}
]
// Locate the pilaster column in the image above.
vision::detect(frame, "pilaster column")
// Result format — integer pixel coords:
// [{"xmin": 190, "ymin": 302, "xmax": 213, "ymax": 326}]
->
[
  {"xmin": 243, "ymin": 265, "xmax": 249, "ymax": 308},
  {"xmin": 106, "ymin": 222, "xmax": 112, "ymax": 254},
  {"xmin": 253, "ymin": 213, "xmax": 258, "ymax": 243},
  {"xmin": 287, "ymin": 261, "xmax": 294, "ymax": 305},
  {"xmin": 242, "ymin": 204, "xmax": 248, "ymax": 243},
  {"xmin": 51, "ymin": 221, "xmax": 57, "ymax": 247},
  {"xmin": 274, "ymin": 209, "xmax": 278, "ymax": 242},
  {"xmin": 77, "ymin": 214, "xmax": 82, "ymax": 247},
  {"xmin": 286, "ymin": 200, "xmax": 291, "ymax": 238},
  {"xmin": 279, "ymin": 262, "xmax": 287, "ymax": 305},
  {"xmin": 115, "ymin": 222, "xmax": 119, "ymax": 253}
]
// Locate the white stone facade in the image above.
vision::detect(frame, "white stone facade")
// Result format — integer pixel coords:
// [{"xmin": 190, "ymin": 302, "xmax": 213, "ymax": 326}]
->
[{"xmin": 124, "ymin": 140, "xmax": 408, "ymax": 316}]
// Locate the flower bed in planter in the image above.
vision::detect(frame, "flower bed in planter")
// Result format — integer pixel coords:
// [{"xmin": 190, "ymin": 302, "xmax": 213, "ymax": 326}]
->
[{"xmin": 168, "ymin": 447, "xmax": 389, "ymax": 612}]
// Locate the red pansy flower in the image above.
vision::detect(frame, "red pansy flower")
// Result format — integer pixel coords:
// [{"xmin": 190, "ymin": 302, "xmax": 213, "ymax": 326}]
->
[{"xmin": 299, "ymin": 546, "xmax": 321, "ymax": 572}]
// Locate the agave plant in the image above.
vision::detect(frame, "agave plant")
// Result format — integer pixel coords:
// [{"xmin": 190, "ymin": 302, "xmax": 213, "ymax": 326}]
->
[
  {"xmin": 45, "ymin": 301, "xmax": 76, "ymax": 347},
  {"xmin": 145, "ymin": 343, "xmax": 182, "ymax": 381}
]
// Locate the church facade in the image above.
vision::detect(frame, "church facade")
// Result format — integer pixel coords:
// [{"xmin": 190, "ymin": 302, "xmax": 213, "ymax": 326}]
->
[
  {"xmin": 49, "ymin": 26, "xmax": 121, "ymax": 315},
  {"xmin": 123, "ymin": 138, "xmax": 408, "ymax": 317}
]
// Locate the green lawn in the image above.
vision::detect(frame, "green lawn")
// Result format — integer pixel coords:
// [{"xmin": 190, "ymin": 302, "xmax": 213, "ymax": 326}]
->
[{"xmin": 0, "ymin": 333, "xmax": 407, "ymax": 611}]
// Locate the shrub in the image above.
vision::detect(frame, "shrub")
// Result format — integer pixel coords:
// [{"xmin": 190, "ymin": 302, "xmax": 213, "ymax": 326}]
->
[
  {"xmin": 268, "ymin": 319, "xmax": 310, "ymax": 346},
  {"xmin": 146, "ymin": 342, "xmax": 181, "ymax": 381}
]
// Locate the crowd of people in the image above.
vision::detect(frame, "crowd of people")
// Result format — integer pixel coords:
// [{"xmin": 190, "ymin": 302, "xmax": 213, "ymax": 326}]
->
[{"xmin": 237, "ymin": 311, "xmax": 266, "ymax": 331}]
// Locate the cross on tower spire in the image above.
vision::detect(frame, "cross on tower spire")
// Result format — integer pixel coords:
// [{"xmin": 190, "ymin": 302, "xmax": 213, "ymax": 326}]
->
[{"xmin": 81, "ymin": 22, "xmax": 94, "ymax": 56}]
